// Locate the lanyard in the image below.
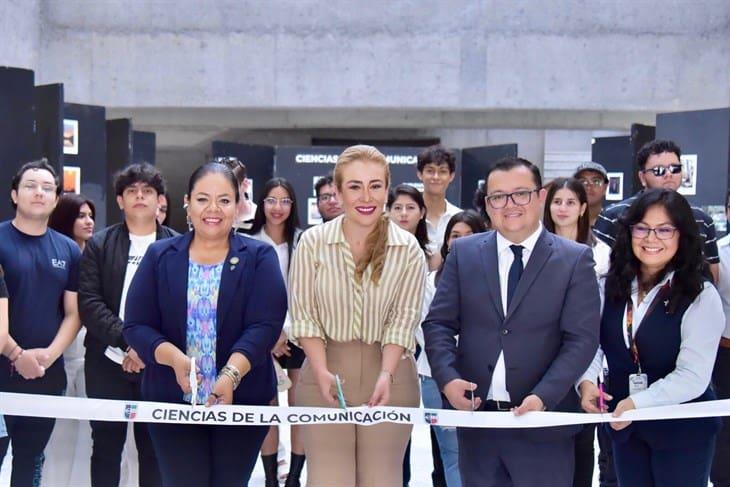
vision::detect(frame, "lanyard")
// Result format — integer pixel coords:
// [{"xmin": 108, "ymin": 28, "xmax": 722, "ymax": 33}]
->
[{"xmin": 625, "ymin": 281, "xmax": 671, "ymax": 373}]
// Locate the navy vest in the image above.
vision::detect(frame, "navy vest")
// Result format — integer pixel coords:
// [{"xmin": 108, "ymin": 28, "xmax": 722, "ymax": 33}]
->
[{"xmin": 601, "ymin": 286, "xmax": 720, "ymax": 447}]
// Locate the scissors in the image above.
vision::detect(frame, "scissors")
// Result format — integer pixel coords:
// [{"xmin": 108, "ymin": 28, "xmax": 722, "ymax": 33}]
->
[
  {"xmin": 189, "ymin": 357, "xmax": 197, "ymax": 407},
  {"xmin": 334, "ymin": 374, "xmax": 347, "ymax": 410}
]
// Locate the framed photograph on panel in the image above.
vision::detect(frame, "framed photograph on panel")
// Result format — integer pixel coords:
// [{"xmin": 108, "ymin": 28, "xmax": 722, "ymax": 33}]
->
[
  {"xmin": 63, "ymin": 119, "xmax": 79, "ymax": 155},
  {"xmin": 308, "ymin": 197, "xmax": 322, "ymax": 225},
  {"xmin": 63, "ymin": 166, "xmax": 81, "ymax": 194},
  {"xmin": 678, "ymin": 154, "xmax": 697, "ymax": 196},
  {"xmin": 606, "ymin": 172, "xmax": 624, "ymax": 201}
]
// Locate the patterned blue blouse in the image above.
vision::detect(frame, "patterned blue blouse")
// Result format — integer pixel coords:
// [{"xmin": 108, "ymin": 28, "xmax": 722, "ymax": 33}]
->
[{"xmin": 184, "ymin": 260, "xmax": 223, "ymax": 404}]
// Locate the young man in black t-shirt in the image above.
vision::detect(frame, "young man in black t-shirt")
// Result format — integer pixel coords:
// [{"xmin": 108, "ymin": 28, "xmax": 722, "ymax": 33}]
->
[{"xmin": 0, "ymin": 159, "xmax": 81, "ymax": 486}]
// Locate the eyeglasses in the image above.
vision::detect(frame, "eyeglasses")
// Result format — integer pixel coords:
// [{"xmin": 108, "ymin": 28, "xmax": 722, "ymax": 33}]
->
[
  {"xmin": 20, "ymin": 182, "xmax": 57, "ymax": 194},
  {"xmin": 641, "ymin": 164, "xmax": 682, "ymax": 177},
  {"xmin": 578, "ymin": 178, "xmax": 606, "ymax": 187},
  {"xmin": 263, "ymin": 197, "xmax": 293, "ymax": 207},
  {"xmin": 630, "ymin": 224, "xmax": 678, "ymax": 240},
  {"xmin": 485, "ymin": 189, "xmax": 539, "ymax": 209},
  {"xmin": 317, "ymin": 193, "xmax": 337, "ymax": 203}
]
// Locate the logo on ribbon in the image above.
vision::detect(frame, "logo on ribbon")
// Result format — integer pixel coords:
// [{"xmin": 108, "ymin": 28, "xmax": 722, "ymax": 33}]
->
[
  {"xmin": 124, "ymin": 403, "xmax": 138, "ymax": 420},
  {"xmin": 424, "ymin": 411, "xmax": 439, "ymax": 425}
]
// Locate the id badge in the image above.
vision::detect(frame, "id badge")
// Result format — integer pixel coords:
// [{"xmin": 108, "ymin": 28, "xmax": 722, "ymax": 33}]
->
[{"xmin": 628, "ymin": 373, "xmax": 648, "ymax": 395}]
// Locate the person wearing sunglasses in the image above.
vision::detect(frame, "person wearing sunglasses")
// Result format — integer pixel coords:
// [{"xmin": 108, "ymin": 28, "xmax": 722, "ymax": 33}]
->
[
  {"xmin": 593, "ymin": 140, "xmax": 719, "ymax": 284},
  {"xmin": 578, "ymin": 189, "xmax": 723, "ymax": 487},
  {"xmin": 246, "ymin": 177, "xmax": 305, "ymax": 487}
]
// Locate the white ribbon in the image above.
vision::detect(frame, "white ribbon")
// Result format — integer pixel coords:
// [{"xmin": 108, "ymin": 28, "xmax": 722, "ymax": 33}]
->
[{"xmin": 1, "ymin": 393, "xmax": 730, "ymax": 428}]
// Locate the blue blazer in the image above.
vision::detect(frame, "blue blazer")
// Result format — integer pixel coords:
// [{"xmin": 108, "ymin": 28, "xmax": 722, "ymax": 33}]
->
[
  {"xmin": 423, "ymin": 229, "xmax": 600, "ymax": 438},
  {"xmin": 123, "ymin": 231, "xmax": 287, "ymax": 405}
]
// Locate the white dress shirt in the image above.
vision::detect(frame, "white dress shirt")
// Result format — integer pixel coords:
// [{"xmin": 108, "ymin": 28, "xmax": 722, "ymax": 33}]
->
[
  {"xmin": 579, "ymin": 272, "xmax": 724, "ymax": 408},
  {"xmin": 592, "ymin": 238, "xmax": 611, "ymax": 279},
  {"xmin": 488, "ymin": 223, "xmax": 544, "ymax": 401},
  {"xmin": 425, "ymin": 199, "xmax": 462, "ymax": 255}
]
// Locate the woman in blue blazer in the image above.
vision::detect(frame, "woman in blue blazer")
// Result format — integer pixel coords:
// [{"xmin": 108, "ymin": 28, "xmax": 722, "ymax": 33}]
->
[{"xmin": 123, "ymin": 162, "xmax": 287, "ymax": 487}]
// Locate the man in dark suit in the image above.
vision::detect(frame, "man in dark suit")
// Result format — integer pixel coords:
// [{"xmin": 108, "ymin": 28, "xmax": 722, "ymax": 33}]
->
[{"xmin": 423, "ymin": 157, "xmax": 601, "ymax": 487}]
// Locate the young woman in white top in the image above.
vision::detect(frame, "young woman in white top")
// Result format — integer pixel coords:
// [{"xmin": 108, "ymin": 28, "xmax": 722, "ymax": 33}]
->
[
  {"xmin": 247, "ymin": 177, "xmax": 304, "ymax": 487},
  {"xmin": 544, "ymin": 177, "xmax": 611, "ymax": 277}
]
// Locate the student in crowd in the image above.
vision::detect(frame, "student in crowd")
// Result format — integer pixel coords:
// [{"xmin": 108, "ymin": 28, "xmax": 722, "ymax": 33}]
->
[
  {"xmin": 387, "ymin": 183, "xmax": 432, "ymax": 265},
  {"xmin": 247, "ymin": 177, "xmax": 305, "ymax": 487},
  {"xmin": 123, "ymin": 162, "xmax": 287, "ymax": 486},
  {"xmin": 424, "ymin": 157, "xmax": 600, "ymax": 487},
  {"xmin": 593, "ymin": 139, "xmax": 719, "ymax": 282},
  {"xmin": 574, "ymin": 162, "xmax": 609, "ymax": 227},
  {"xmin": 544, "ymin": 177, "xmax": 611, "ymax": 276},
  {"xmin": 49, "ymin": 193, "xmax": 96, "ymax": 251},
  {"xmin": 0, "ymin": 267, "xmax": 8, "ymax": 465},
  {"xmin": 314, "ymin": 174, "xmax": 343, "ymax": 223},
  {"xmin": 0, "ymin": 159, "xmax": 82, "ymax": 486},
  {"xmin": 417, "ymin": 210, "xmax": 487, "ymax": 487},
  {"xmin": 50, "ymin": 194, "xmax": 96, "ymax": 391},
  {"xmin": 386, "ymin": 183, "xmax": 430, "ymax": 486},
  {"xmin": 156, "ymin": 191, "xmax": 170, "ymax": 226},
  {"xmin": 542, "ymin": 177, "xmax": 610, "ymax": 486},
  {"xmin": 579, "ymin": 189, "xmax": 723, "ymax": 487},
  {"xmin": 290, "ymin": 145, "xmax": 425, "ymax": 485},
  {"xmin": 44, "ymin": 193, "xmax": 96, "ymax": 485},
  {"xmin": 215, "ymin": 156, "xmax": 257, "ymax": 231},
  {"xmin": 79, "ymin": 163, "xmax": 174, "ymax": 487},
  {"xmin": 710, "ymin": 193, "xmax": 730, "ymax": 487},
  {"xmin": 417, "ymin": 145, "xmax": 461, "ymax": 269}
]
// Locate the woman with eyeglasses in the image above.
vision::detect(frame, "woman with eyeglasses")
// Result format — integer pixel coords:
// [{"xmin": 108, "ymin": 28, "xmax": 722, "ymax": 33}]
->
[
  {"xmin": 247, "ymin": 177, "xmax": 305, "ymax": 487},
  {"xmin": 578, "ymin": 189, "xmax": 723, "ymax": 487}
]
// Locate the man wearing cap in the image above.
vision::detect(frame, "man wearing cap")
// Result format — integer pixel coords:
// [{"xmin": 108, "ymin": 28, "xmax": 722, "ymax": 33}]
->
[
  {"xmin": 574, "ymin": 162, "xmax": 608, "ymax": 227},
  {"xmin": 593, "ymin": 139, "xmax": 719, "ymax": 282}
]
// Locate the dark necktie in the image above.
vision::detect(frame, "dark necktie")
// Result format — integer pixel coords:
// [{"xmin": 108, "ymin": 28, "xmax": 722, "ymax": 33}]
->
[{"xmin": 507, "ymin": 245, "xmax": 524, "ymax": 309}]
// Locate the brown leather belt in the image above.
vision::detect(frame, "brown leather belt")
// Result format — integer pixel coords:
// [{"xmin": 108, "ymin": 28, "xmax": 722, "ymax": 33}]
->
[{"xmin": 720, "ymin": 337, "xmax": 730, "ymax": 349}]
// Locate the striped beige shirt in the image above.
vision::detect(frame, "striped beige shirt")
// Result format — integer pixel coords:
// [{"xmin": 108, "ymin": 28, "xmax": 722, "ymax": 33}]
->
[{"xmin": 289, "ymin": 216, "xmax": 425, "ymax": 352}]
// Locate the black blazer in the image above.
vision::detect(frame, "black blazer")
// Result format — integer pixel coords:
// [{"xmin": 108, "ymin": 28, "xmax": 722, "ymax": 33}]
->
[
  {"xmin": 123, "ymin": 231, "xmax": 287, "ymax": 405},
  {"xmin": 79, "ymin": 222, "xmax": 178, "ymax": 357}
]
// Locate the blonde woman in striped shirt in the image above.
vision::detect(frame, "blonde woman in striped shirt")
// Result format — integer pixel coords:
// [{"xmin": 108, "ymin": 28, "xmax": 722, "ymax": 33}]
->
[{"xmin": 289, "ymin": 145, "xmax": 425, "ymax": 486}]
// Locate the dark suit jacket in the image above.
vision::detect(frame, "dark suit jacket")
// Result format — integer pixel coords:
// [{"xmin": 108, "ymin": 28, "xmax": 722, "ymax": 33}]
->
[
  {"xmin": 123, "ymin": 231, "xmax": 287, "ymax": 405},
  {"xmin": 423, "ymin": 228, "xmax": 600, "ymax": 435}
]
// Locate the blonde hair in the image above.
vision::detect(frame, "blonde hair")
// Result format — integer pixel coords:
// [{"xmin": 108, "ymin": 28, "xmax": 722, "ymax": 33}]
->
[{"xmin": 334, "ymin": 145, "xmax": 391, "ymax": 285}]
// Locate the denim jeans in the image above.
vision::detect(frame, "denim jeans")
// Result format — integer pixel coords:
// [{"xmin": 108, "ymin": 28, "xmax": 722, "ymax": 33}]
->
[{"xmin": 420, "ymin": 375, "xmax": 462, "ymax": 487}]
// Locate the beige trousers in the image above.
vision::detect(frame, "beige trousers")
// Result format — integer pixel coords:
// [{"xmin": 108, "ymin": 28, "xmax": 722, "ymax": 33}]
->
[{"xmin": 296, "ymin": 340, "xmax": 420, "ymax": 487}]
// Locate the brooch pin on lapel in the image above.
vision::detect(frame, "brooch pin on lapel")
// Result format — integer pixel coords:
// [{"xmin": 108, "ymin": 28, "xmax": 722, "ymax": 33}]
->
[{"xmin": 229, "ymin": 256, "xmax": 239, "ymax": 271}]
